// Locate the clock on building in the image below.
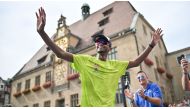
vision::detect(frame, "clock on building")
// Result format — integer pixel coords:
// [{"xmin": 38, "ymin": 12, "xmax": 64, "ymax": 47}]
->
[
  {"xmin": 58, "ymin": 28, "xmax": 65, "ymax": 37},
  {"xmin": 54, "ymin": 35, "xmax": 69, "ymax": 86},
  {"xmin": 54, "ymin": 63, "xmax": 67, "ymax": 86}
]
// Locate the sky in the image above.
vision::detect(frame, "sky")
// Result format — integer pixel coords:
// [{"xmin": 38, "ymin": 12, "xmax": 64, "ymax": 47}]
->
[{"xmin": 0, "ymin": 0, "xmax": 190, "ymax": 80}]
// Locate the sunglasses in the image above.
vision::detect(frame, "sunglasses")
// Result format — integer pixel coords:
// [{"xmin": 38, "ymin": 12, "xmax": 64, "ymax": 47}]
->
[
  {"xmin": 95, "ymin": 39, "xmax": 108, "ymax": 45},
  {"xmin": 137, "ymin": 75, "xmax": 145, "ymax": 81}
]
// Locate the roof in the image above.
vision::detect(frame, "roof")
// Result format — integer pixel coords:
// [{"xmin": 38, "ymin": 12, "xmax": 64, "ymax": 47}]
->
[
  {"xmin": 0, "ymin": 77, "xmax": 6, "ymax": 83},
  {"xmin": 13, "ymin": 1, "xmax": 137, "ymax": 79},
  {"xmin": 69, "ymin": 1, "xmax": 137, "ymax": 51}
]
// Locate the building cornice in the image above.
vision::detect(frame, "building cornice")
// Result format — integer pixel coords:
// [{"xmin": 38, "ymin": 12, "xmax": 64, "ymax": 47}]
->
[
  {"xmin": 12, "ymin": 61, "xmax": 53, "ymax": 81},
  {"xmin": 167, "ymin": 46, "xmax": 190, "ymax": 55}
]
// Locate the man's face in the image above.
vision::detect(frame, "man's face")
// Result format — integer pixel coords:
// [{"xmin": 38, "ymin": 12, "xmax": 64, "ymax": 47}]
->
[
  {"xmin": 137, "ymin": 72, "xmax": 148, "ymax": 86},
  {"xmin": 95, "ymin": 39, "xmax": 111, "ymax": 53}
]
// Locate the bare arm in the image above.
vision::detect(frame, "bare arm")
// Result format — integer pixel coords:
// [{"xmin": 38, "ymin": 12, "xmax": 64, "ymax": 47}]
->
[
  {"xmin": 138, "ymin": 89, "xmax": 162, "ymax": 106},
  {"xmin": 36, "ymin": 7, "xmax": 73, "ymax": 62},
  {"xmin": 127, "ymin": 28, "xmax": 163, "ymax": 69},
  {"xmin": 124, "ymin": 89, "xmax": 137, "ymax": 107},
  {"xmin": 145, "ymin": 96, "xmax": 162, "ymax": 106},
  {"xmin": 127, "ymin": 44, "xmax": 153, "ymax": 69},
  {"xmin": 181, "ymin": 59, "xmax": 190, "ymax": 91}
]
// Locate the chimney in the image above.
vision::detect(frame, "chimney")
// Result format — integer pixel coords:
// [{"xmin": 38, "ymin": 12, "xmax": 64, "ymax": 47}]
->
[
  {"xmin": 81, "ymin": 3, "xmax": 90, "ymax": 21},
  {"xmin": 57, "ymin": 14, "xmax": 66, "ymax": 29}
]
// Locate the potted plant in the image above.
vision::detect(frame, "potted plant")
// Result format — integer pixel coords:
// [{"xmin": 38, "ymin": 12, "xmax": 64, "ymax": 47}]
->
[
  {"xmin": 32, "ymin": 85, "xmax": 41, "ymax": 92},
  {"xmin": 13, "ymin": 92, "xmax": 22, "ymax": 97},
  {"xmin": 22, "ymin": 89, "xmax": 31, "ymax": 94},
  {"xmin": 43, "ymin": 81, "xmax": 52, "ymax": 88},
  {"xmin": 67, "ymin": 73, "xmax": 79, "ymax": 80},
  {"xmin": 166, "ymin": 73, "xmax": 173, "ymax": 79},
  {"xmin": 144, "ymin": 58, "xmax": 154, "ymax": 66},
  {"xmin": 157, "ymin": 67, "xmax": 165, "ymax": 74}
]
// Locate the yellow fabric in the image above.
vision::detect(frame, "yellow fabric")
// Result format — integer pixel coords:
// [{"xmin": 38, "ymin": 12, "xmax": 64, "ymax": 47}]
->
[{"xmin": 71, "ymin": 54, "xmax": 129, "ymax": 106}]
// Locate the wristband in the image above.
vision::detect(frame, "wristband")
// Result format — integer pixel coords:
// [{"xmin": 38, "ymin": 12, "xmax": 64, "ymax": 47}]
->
[
  {"xmin": 145, "ymin": 96, "xmax": 149, "ymax": 100},
  {"xmin": 149, "ymin": 44, "xmax": 154, "ymax": 48}
]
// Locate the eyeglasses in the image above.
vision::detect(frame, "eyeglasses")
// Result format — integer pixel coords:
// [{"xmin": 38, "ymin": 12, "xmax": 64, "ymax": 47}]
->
[
  {"xmin": 137, "ymin": 75, "xmax": 145, "ymax": 81},
  {"xmin": 95, "ymin": 39, "xmax": 108, "ymax": 45}
]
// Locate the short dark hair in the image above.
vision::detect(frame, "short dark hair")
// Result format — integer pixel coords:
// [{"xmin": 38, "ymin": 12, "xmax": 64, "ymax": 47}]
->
[
  {"xmin": 137, "ymin": 70, "xmax": 148, "ymax": 77},
  {"xmin": 137, "ymin": 70, "xmax": 144, "ymax": 74}
]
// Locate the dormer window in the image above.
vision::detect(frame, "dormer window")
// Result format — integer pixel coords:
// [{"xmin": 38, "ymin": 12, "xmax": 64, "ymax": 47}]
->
[
  {"xmin": 98, "ymin": 17, "xmax": 109, "ymax": 27},
  {"xmin": 103, "ymin": 8, "xmax": 113, "ymax": 16},
  {"xmin": 37, "ymin": 55, "xmax": 47, "ymax": 65}
]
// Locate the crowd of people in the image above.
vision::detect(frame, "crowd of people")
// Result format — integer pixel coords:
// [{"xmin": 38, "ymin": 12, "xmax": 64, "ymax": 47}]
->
[
  {"xmin": 124, "ymin": 58, "xmax": 190, "ymax": 107},
  {"xmin": 168, "ymin": 97, "xmax": 190, "ymax": 107}
]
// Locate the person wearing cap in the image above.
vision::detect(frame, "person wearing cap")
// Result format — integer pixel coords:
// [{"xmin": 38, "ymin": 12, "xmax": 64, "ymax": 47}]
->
[
  {"xmin": 181, "ymin": 58, "xmax": 190, "ymax": 91},
  {"xmin": 125, "ymin": 71, "xmax": 163, "ymax": 107},
  {"xmin": 36, "ymin": 7, "xmax": 163, "ymax": 107}
]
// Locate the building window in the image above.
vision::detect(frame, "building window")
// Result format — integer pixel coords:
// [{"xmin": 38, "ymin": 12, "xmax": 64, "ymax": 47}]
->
[
  {"xmin": 45, "ymin": 71, "xmax": 51, "ymax": 82},
  {"xmin": 37, "ymin": 55, "xmax": 47, "ymax": 65},
  {"xmin": 1, "ymin": 85, "xmax": 3, "ymax": 89},
  {"xmin": 56, "ymin": 99, "xmax": 65, "ymax": 107},
  {"xmin": 44, "ymin": 100, "xmax": 51, "ymax": 107},
  {"xmin": 25, "ymin": 79, "xmax": 30, "ymax": 90},
  {"xmin": 115, "ymin": 81, "xmax": 123, "ymax": 104},
  {"xmin": 33, "ymin": 103, "xmax": 39, "ymax": 107},
  {"xmin": 103, "ymin": 8, "xmax": 113, "ymax": 16},
  {"xmin": 98, "ymin": 17, "xmax": 109, "ymax": 27},
  {"xmin": 17, "ymin": 82, "xmax": 22, "ymax": 93},
  {"xmin": 108, "ymin": 47, "xmax": 117, "ymax": 60},
  {"xmin": 125, "ymin": 72, "xmax": 131, "ymax": 85},
  {"xmin": 35, "ymin": 75, "xmax": 41, "ymax": 86},
  {"xmin": 186, "ymin": 53, "xmax": 190, "ymax": 62},
  {"xmin": 70, "ymin": 94, "xmax": 79, "ymax": 107},
  {"xmin": 142, "ymin": 25, "xmax": 147, "ymax": 35}
]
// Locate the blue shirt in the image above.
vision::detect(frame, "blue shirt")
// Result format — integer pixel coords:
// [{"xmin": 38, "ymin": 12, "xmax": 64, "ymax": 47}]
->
[{"xmin": 134, "ymin": 82, "xmax": 163, "ymax": 107}]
